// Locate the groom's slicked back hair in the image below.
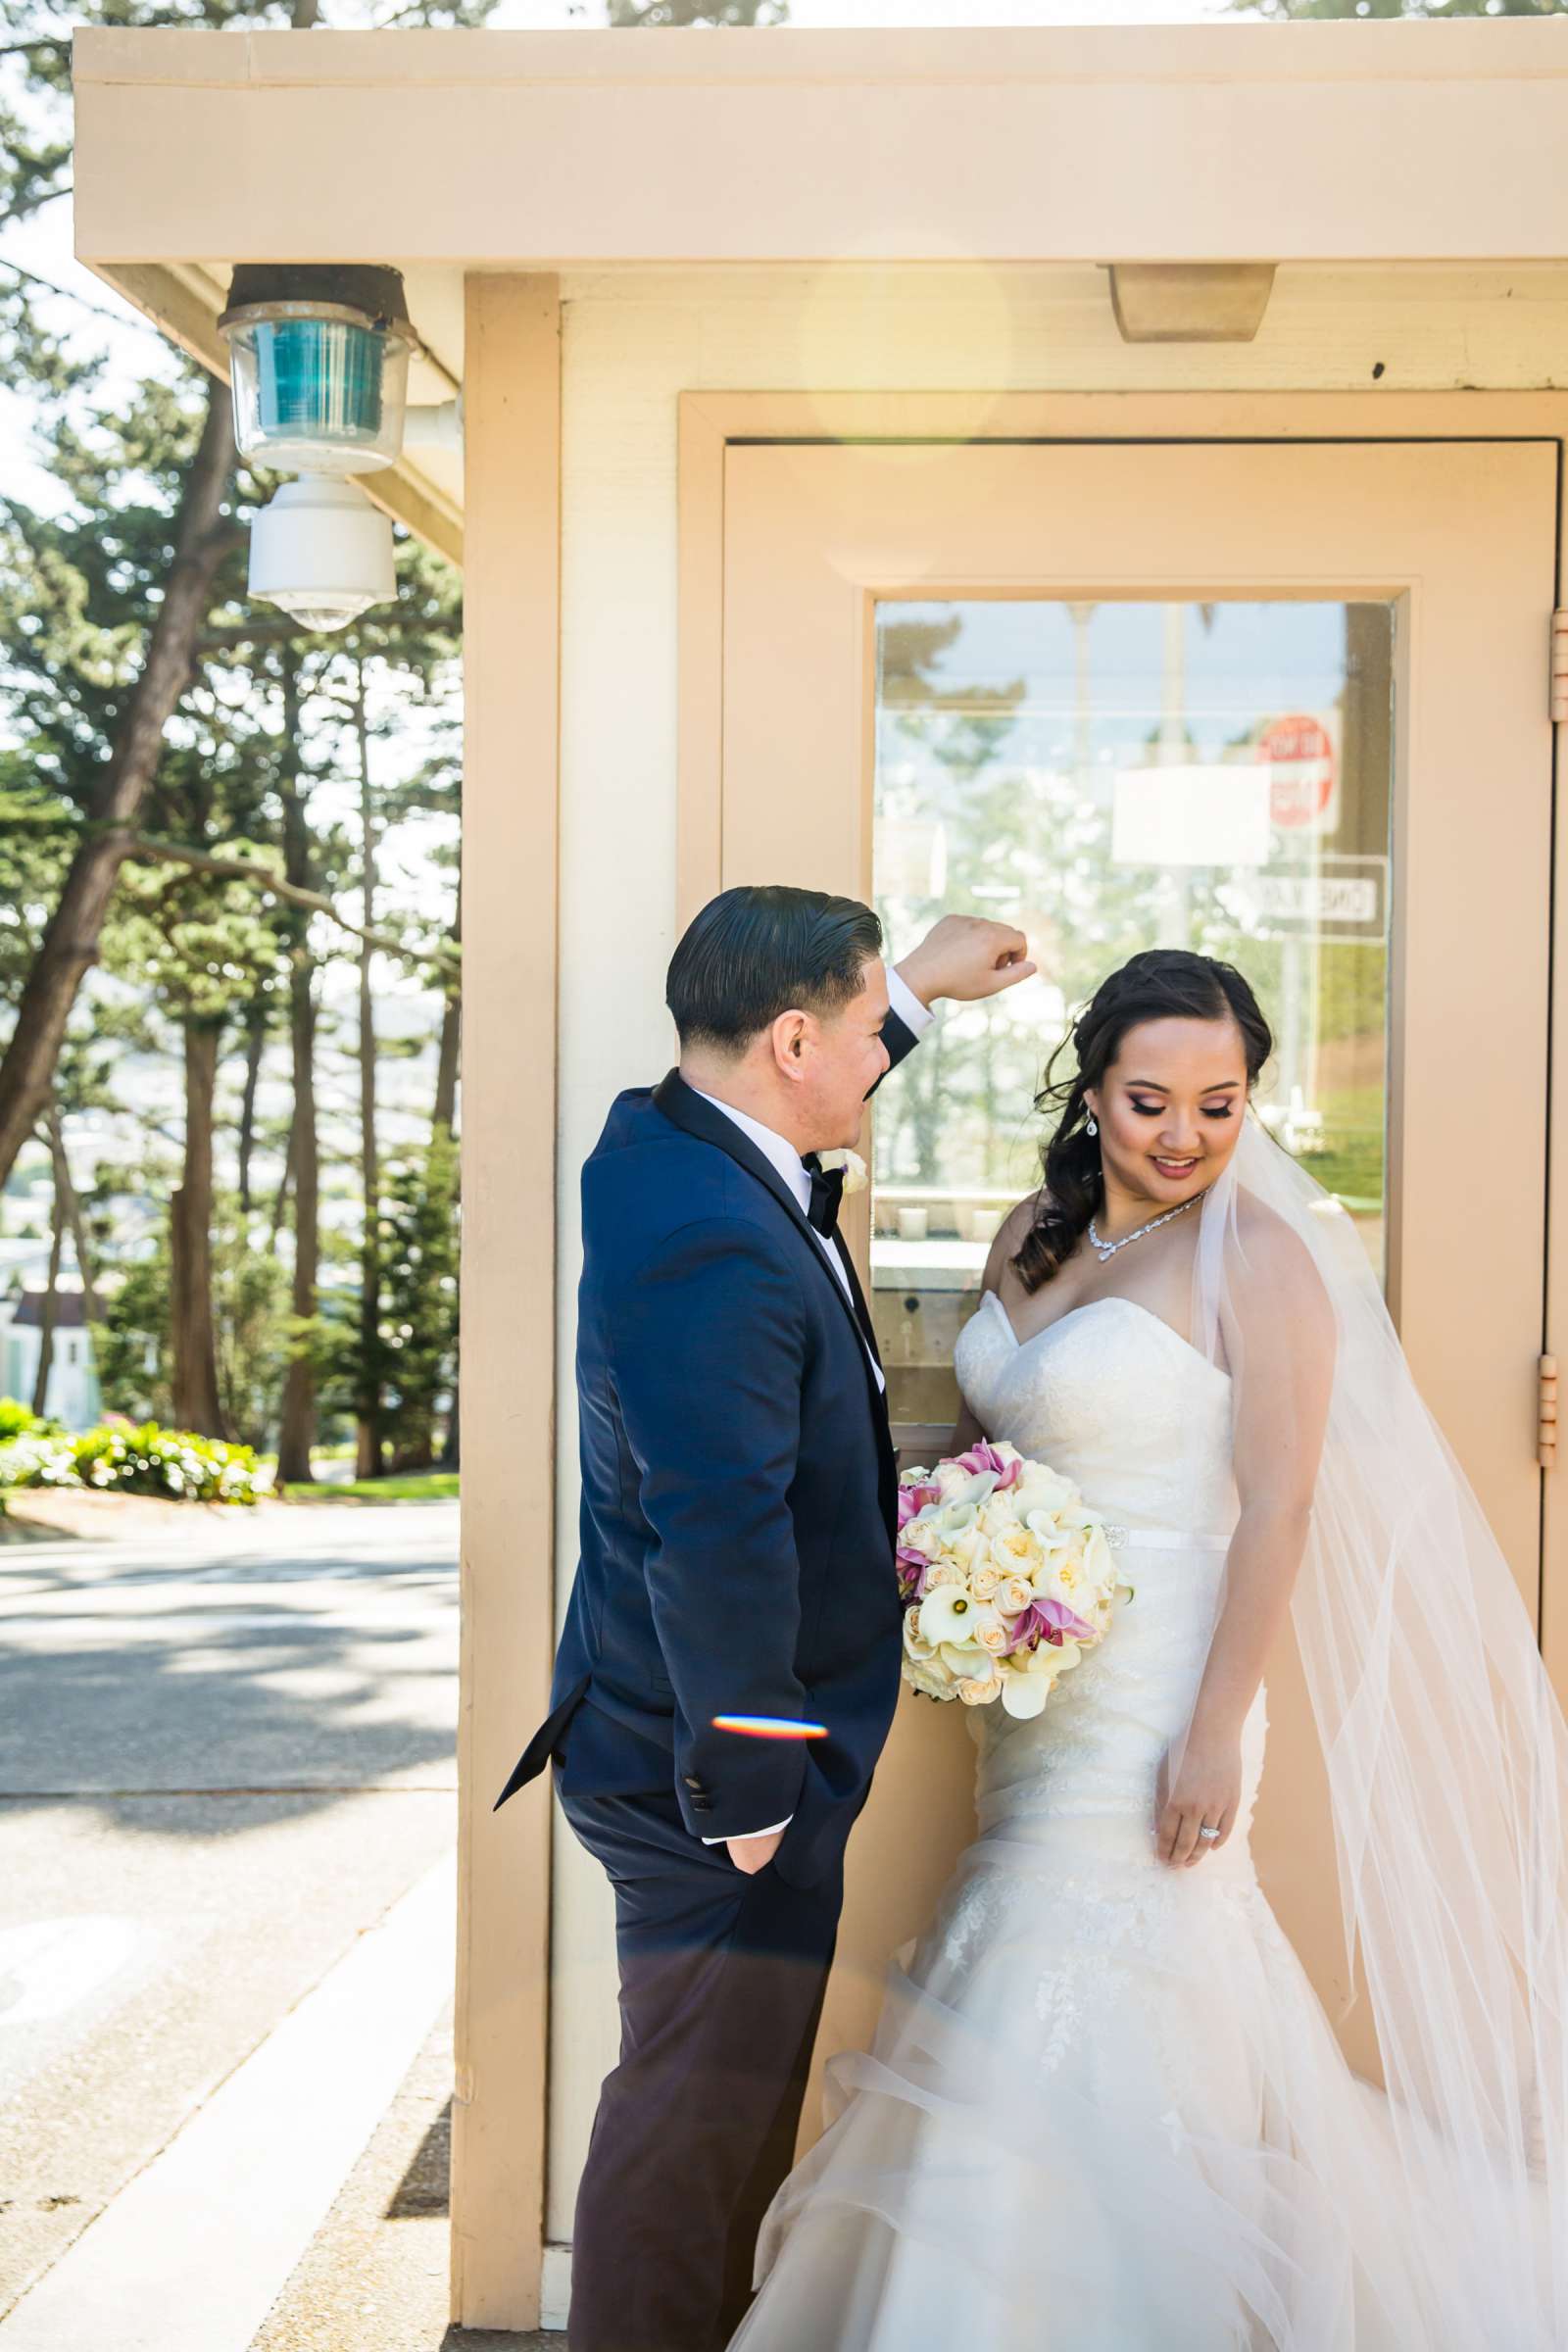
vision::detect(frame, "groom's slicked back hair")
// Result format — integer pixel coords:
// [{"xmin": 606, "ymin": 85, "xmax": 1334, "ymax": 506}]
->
[{"xmin": 667, "ymin": 885, "xmax": 884, "ymax": 1054}]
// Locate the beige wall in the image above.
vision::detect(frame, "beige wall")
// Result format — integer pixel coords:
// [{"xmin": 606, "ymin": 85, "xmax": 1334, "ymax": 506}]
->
[{"xmin": 543, "ymin": 255, "xmax": 1568, "ymax": 2275}]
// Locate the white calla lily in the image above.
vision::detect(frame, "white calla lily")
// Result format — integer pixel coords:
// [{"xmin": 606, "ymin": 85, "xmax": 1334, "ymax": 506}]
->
[
  {"xmin": 1001, "ymin": 1668, "xmax": 1053, "ymax": 1719},
  {"xmin": 919, "ymin": 1586, "xmax": 981, "ymax": 1647},
  {"xmin": 938, "ymin": 1642, "xmax": 995, "ymax": 1680}
]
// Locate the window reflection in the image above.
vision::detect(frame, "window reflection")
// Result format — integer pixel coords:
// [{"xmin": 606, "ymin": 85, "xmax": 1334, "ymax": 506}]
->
[{"xmin": 872, "ymin": 599, "xmax": 1394, "ymax": 1439}]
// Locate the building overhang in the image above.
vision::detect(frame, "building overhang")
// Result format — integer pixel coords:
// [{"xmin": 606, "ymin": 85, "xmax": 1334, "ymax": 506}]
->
[{"xmin": 70, "ymin": 17, "xmax": 1568, "ymax": 562}]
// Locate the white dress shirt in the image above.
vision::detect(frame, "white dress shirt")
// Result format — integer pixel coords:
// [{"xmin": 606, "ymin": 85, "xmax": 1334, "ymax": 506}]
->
[{"xmin": 690, "ymin": 966, "xmax": 935, "ymax": 1844}]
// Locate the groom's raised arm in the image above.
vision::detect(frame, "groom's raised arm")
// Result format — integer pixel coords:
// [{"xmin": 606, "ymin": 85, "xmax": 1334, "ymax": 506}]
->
[
  {"xmin": 613, "ymin": 1215, "xmax": 812, "ymax": 1843},
  {"xmin": 875, "ymin": 914, "xmax": 1036, "ymax": 1091}
]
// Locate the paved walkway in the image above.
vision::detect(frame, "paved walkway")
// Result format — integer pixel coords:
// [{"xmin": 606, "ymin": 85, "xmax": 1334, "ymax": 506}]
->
[{"xmin": 0, "ymin": 1501, "xmax": 523, "ymax": 2347}]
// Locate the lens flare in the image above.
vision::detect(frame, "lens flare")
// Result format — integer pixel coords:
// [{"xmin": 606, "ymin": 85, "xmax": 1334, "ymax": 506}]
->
[{"xmin": 710, "ymin": 1714, "xmax": 828, "ymax": 1741}]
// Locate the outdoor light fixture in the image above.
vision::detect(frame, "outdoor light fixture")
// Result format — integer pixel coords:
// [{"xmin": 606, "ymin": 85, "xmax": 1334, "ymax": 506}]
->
[
  {"xmin": 219, "ymin": 265, "xmax": 459, "ymax": 631},
  {"xmin": 247, "ymin": 474, "xmax": 395, "ymax": 634},
  {"xmin": 219, "ymin": 265, "xmax": 414, "ymax": 476}
]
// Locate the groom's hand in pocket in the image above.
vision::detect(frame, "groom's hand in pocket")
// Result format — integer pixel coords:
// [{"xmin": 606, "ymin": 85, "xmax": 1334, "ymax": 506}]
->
[
  {"xmin": 896, "ymin": 914, "xmax": 1036, "ymax": 1008},
  {"xmin": 727, "ymin": 1828, "xmax": 785, "ymax": 1875}
]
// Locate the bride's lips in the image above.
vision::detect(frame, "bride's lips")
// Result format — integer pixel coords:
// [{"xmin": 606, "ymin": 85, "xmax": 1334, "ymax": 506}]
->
[{"xmin": 1151, "ymin": 1155, "xmax": 1200, "ymax": 1180}]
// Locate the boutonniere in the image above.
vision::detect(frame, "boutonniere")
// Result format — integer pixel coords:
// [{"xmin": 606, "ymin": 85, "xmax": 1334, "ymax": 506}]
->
[{"xmin": 816, "ymin": 1148, "xmax": 868, "ymax": 1197}]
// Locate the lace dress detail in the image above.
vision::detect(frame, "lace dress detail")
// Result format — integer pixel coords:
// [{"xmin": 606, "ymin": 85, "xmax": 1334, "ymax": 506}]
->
[{"xmin": 730, "ymin": 1293, "xmax": 1439, "ymax": 2351}]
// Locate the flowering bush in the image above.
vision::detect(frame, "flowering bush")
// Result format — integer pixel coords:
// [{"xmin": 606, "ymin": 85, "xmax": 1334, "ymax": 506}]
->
[
  {"xmin": 0, "ymin": 1411, "xmax": 265, "ymax": 1505},
  {"xmin": 898, "ymin": 1440, "xmax": 1129, "ymax": 1720}
]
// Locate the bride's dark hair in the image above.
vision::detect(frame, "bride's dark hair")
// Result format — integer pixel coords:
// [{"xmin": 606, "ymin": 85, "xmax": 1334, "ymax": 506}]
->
[{"xmin": 1012, "ymin": 949, "xmax": 1273, "ymax": 1295}]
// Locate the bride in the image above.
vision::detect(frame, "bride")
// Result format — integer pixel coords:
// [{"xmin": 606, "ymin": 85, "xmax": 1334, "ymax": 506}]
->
[{"xmin": 729, "ymin": 948, "xmax": 1568, "ymax": 2350}]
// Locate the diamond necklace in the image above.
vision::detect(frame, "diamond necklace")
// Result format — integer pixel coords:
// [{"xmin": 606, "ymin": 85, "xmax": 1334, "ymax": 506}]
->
[{"xmin": 1088, "ymin": 1193, "xmax": 1198, "ymax": 1265}]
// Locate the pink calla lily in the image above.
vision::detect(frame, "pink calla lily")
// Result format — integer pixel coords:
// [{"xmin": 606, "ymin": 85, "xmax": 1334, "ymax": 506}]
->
[
  {"xmin": 896, "ymin": 1543, "xmax": 930, "ymax": 1601},
  {"xmin": 954, "ymin": 1441, "xmax": 1022, "ymax": 1491},
  {"xmin": 898, "ymin": 1480, "xmax": 942, "ymax": 1528},
  {"xmin": 1004, "ymin": 1594, "xmax": 1098, "ymax": 1654}
]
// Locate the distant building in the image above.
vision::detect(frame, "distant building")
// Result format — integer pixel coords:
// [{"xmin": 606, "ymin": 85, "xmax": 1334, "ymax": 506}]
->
[{"xmin": 0, "ymin": 1287, "xmax": 102, "ymax": 1430}]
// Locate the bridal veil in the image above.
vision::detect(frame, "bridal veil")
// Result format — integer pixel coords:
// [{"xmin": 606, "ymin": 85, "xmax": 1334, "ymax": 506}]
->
[{"xmin": 1193, "ymin": 1119, "xmax": 1567, "ymax": 2344}]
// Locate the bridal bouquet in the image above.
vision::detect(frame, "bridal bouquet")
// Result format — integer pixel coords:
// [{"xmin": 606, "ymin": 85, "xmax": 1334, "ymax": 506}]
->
[{"xmin": 897, "ymin": 1441, "xmax": 1128, "ymax": 1720}]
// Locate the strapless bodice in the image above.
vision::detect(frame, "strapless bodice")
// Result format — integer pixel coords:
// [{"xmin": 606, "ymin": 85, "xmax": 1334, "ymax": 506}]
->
[
  {"xmin": 952, "ymin": 1291, "xmax": 1238, "ymax": 1544},
  {"xmin": 953, "ymin": 1289, "xmax": 1252, "ymax": 1858}
]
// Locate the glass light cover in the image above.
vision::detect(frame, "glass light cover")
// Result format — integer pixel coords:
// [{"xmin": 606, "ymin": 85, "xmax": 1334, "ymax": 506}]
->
[{"xmin": 226, "ymin": 315, "xmax": 410, "ymax": 477}]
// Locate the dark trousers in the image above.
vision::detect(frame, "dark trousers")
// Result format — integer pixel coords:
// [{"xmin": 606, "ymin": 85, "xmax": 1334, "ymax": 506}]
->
[{"xmin": 560, "ymin": 1781, "xmax": 844, "ymax": 2352}]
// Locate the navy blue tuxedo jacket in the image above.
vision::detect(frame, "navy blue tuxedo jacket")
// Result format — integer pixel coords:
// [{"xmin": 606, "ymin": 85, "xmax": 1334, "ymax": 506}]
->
[{"xmin": 495, "ymin": 1012, "xmax": 919, "ymax": 1889}]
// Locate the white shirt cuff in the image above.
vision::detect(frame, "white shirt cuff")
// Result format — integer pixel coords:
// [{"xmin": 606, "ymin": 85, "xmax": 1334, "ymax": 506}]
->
[
  {"xmin": 887, "ymin": 964, "xmax": 937, "ymax": 1038},
  {"xmin": 701, "ymin": 1816, "xmax": 792, "ymax": 1845}
]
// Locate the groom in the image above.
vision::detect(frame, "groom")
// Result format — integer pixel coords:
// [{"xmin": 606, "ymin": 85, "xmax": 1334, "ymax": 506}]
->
[{"xmin": 495, "ymin": 885, "xmax": 1032, "ymax": 2352}]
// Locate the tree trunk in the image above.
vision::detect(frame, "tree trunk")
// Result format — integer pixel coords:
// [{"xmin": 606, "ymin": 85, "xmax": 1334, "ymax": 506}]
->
[
  {"xmin": 237, "ymin": 1010, "xmax": 266, "ymax": 1221},
  {"xmin": 275, "ymin": 656, "xmax": 318, "ymax": 1488},
  {"xmin": 270, "ymin": 1102, "xmax": 297, "ymax": 1251},
  {"xmin": 171, "ymin": 1019, "xmax": 228, "ymax": 1438},
  {"xmin": 30, "ymin": 1157, "xmax": 66, "ymax": 1419},
  {"xmin": 45, "ymin": 1102, "xmax": 99, "ymax": 1324},
  {"xmin": 354, "ymin": 661, "xmax": 383, "ymax": 1482},
  {"xmin": 0, "ymin": 384, "xmax": 235, "ymax": 1189}
]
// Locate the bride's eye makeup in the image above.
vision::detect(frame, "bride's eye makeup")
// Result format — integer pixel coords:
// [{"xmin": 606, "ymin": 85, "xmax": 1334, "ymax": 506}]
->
[{"xmin": 1125, "ymin": 1097, "xmax": 1236, "ymax": 1120}]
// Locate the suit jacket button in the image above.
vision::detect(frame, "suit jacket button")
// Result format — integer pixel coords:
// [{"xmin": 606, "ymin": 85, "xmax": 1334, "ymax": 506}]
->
[{"xmin": 692, "ymin": 1797, "xmax": 712, "ymax": 1813}]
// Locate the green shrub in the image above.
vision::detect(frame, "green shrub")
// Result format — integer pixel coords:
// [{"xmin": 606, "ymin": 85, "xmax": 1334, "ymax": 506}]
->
[{"xmin": 0, "ymin": 1398, "xmax": 62, "ymax": 1442}]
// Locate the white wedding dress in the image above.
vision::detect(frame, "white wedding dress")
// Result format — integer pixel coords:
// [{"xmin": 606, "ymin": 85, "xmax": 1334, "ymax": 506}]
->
[{"xmin": 730, "ymin": 1290, "xmax": 1457, "ymax": 2351}]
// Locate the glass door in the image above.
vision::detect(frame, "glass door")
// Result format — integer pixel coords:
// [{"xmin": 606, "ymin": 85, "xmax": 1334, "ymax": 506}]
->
[{"xmin": 871, "ymin": 597, "xmax": 1394, "ymax": 1446}]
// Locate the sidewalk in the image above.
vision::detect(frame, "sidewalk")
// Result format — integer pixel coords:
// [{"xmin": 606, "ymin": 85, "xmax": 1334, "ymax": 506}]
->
[
  {"xmin": 0, "ymin": 1497, "xmax": 489, "ymax": 2350},
  {"xmin": 250, "ymin": 2004, "xmax": 553, "ymax": 2352}
]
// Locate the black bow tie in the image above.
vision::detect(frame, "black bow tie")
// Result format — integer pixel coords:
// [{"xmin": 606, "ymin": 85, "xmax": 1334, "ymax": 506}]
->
[{"xmin": 803, "ymin": 1154, "xmax": 846, "ymax": 1241}]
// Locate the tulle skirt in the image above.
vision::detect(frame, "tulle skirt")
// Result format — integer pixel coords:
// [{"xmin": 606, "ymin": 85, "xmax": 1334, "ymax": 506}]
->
[{"xmin": 730, "ymin": 1798, "xmax": 1456, "ymax": 2351}]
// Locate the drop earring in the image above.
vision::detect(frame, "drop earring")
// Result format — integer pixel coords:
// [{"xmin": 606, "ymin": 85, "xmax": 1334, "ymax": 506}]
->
[{"xmin": 1086, "ymin": 1116, "xmax": 1099, "ymax": 1139}]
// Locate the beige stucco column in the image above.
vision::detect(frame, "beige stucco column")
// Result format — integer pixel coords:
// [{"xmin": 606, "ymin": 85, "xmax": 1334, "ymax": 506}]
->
[{"xmin": 451, "ymin": 270, "xmax": 562, "ymax": 2331}]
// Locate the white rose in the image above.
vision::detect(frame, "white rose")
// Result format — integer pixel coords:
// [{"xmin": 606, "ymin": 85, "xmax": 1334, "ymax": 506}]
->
[
  {"xmin": 905, "ymin": 1650, "xmax": 958, "ymax": 1700},
  {"xmin": 975, "ymin": 1493, "xmax": 1022, "ymax": 1537},
  {"xmin": 903, "ymin": 1605, "xmax": 936, "ymax": 1662},
  {"xmin": 971, "ymin": 1606, "xmax": 1010, "ymax": 1656},
  {"xmin": 816, "ymin": 1147, "xmax": 868, "ymax": 1196},
  {"xmin": 1015, "ymin": 1467, "xmax": 1076, "ymax": 1514},
  {"xmin": 957, "ymin": 1668, "xmax": 1004, "ymax": 1706},
  {"xmin": 992, "ymin": 1522, "xmax": 1044, "ymax": 1576}
]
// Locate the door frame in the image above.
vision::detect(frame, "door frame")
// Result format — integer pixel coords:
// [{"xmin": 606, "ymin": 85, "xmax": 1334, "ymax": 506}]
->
[{"xmin": 678, "ymin": 383, "xmax": 1568, "ymax": 1683}]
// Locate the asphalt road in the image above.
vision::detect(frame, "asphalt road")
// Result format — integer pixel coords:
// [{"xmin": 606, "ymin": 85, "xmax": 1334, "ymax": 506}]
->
[{"xmin": 0, "ymin": 1501, "xmax": 460, "ymax": 2326}]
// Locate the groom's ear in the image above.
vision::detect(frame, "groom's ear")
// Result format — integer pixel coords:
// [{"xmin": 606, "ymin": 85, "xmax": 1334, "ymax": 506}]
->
[{"xmin": 771, "ymin": 1007, "xmax": 810, "ymax": 1078}]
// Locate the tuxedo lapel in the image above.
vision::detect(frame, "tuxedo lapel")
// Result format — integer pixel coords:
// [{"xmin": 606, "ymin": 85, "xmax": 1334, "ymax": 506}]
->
[
  {"xmin": 651, "ymin": 1071, "xmax": 891, "ymax": 1434},
  {"xmin": 827, "ymin": 1228, "xmax": 883, "ymax": 1371}
]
